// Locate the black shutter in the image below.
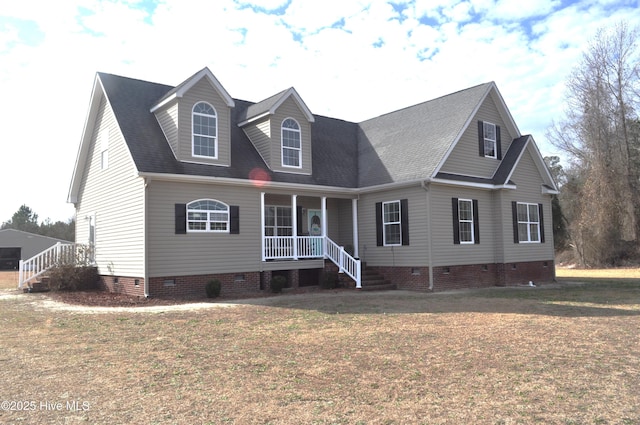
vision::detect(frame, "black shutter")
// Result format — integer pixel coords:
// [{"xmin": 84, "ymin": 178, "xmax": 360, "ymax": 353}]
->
[
  {"xmin": 496, "ymin": 126, "xmax": 502, "ymax": 160},
  {"xmin": 512, "ymin": 201, "xmax": 519, "ymax": 243},
  {"xmin": 375, "ymin": 202, "xmax": 383, "ymax": 246},
  {"xmin": 452, "ymin": 198, "xmax": 460, "ymax": 244},
  {"xmin": 473, "ymin": 199, "xmax": 480, "ymax": 244},
  {"xmin": 401, "ymin": 199, "xmax": 409, "ymax": 246},
  {"xmin": 478, "ymin": 121, "xmax": 484, "ymax": 157},
  {"xmin": 538, "ymin": 203, "xmax": 545, "ymax": 243},
  {"xmin": 230, "ymin": 206, "xmax": 240, "ymax": 234},
  {"xmin": 296, "ymin": 206, "xmax": 304, "ymax": 236},
  {"xmin": 175, "ymin": 204, "xmax": 186, "ymax": 234}
]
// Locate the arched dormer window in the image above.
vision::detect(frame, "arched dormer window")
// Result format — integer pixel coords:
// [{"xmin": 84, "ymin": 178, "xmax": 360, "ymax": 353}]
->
[
  {"xmin": 192, "ymin": 102, "xmax": 217, "ymax": 158},
  {"xmin": 187, "ymin": 199, "xmax": 229, "ymax": 232},
  {"xmin": 281, "ymin": 118, "xmax": 301, "ymax": 168}
]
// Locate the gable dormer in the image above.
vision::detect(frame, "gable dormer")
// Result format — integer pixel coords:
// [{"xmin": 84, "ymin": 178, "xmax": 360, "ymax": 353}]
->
[
  {"xmin": 437, "ymin": 83, "xmax": 520, "ymax": 180},
  {"xmin": 239, "ymin": 88, "xmax": 314, "ymax": 175},
  {"xmin": 151, "ymin": 68, "xmax": 235, "ymax": 167}
]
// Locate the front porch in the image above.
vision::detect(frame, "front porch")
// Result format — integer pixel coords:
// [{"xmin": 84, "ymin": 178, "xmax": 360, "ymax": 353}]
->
[{"xmin": 260, "ymin": 192, "xmax": 361, "ymax": 287}]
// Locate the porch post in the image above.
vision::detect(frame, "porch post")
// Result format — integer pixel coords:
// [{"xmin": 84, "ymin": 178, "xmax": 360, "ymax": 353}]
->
[
  {"xmin": 292, "ymin": 194, "xmax": 298, "ymax": 260},
  {"xmin": 352, "ymin": 198, "xmax": 359, "ymax": 258},
  {"xmin": 321, "ymin": 196, "xmax": 327, "ymax": 255},
  {"xmin": 260, "ymin": 192, "xmax": 265, "ymax": 261}
]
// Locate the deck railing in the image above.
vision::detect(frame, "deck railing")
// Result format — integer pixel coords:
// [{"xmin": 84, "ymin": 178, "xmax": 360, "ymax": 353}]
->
[
  {"xmin": 263, "ymin": 235, "xmax": 361, "ymax": 288},
  {"xmin": 18, "ymin": 242, "xmax": 93, "ymax": 289}
]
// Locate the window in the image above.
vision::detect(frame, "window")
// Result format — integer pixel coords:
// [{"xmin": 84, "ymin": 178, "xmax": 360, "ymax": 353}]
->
[
  {"xmin": 376, "ymin": 200, "xmax": 409, "ymax": 247},
  {"xmin": 458, "ymin": 199, "xmax": 474, "ymax": 243},
  {"xmin": 281, "ymin": 118, "xmax": 301, "ymax": 168},
  {"xmin": 515, "ymin": 202, "xmax": 541, "ymax": 243},
  {"xmin": 478, "ymin": 121, "xmax": 501, "ymax": 159},
  {"xmin": 192, "ymin": 102, "xmax": 217, "ymax": 158},
  {"xmin": 382, "ymin": 201, "xmax": 401, "ymax": 245},
  {"xmin": 264, "ymin": 206, "xmax": 292, "ymax": 236},
  {"xmin": 483, "ymin": 122, "xmax": 496, "ymax": 158},
  {"xmin": 100, "ymin": 128, "xmax": 109, "ymax": 170},
  {"xmin": 187, "ymin": 199, "xmax": 229, "ymax": 232},
  {"xmin": 452, "ymin": 198, "xmax": 479, "ymax": 244}
]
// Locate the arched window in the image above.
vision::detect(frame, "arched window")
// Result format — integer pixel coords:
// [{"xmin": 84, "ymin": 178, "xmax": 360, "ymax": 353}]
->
[
  {"xmin": 192, "ymin": 102, "xmax": 217, "ymax": 158},
  {"xmin": 187, "ymin": 199, "xmax": 229, "ymax": 232},
  {"xmin": 281, "ymin": 118, "xmax": 301, "ymax": 167}
]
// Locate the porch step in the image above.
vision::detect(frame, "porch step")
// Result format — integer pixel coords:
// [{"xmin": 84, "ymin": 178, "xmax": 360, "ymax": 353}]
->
[
  {"xmin": 359, "ymin": 267, "xmax": 396, "ymax": 291},
  {"xmin": 23, "ymin": 276, "xmax": 50, "ymax": 293}
]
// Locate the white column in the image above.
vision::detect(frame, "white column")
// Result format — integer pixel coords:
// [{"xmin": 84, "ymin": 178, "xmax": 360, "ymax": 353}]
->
[
  {"xmin": 321, "ymin": 196, "xmax": 327, "ymax": 256},
  {"xmin": 352, "ymin": 198, "xmax": 359, "ymax": 258},
  {"xmin": 292, "ymin": 194, "xmax": 298, "ymax": 260},
  {"xmin": 260, "ymin": 192, "xmax": 265, "ymax": 261}
]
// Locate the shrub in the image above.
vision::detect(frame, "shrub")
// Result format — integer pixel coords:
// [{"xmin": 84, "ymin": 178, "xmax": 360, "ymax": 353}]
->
[
  {"xmin": 205, "ymin": 279, "xmax": 222, "ymax": 298},
  {"xmin": 321, "ymin": 271, "xmax": 339, "ymax": 289},
  {"xmin": 270, "ymin": 275, "xmax": 287, "ymax": 293},
  {"xmin": 47, "ymin": 265, "xmax": 99, "ymax": 291}
]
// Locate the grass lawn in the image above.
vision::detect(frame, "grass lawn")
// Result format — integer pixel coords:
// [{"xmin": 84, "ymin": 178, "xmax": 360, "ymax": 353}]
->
[{"xmin": 0, "ymin": 271, "xmax": 639, "ymax": 424}]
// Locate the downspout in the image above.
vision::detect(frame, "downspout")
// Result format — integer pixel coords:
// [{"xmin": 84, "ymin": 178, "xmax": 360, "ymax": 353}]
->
[
  {"xmin": 143, "ymin": 177, "xmax": 150, "ymax": 298},
  {"xmin": 421, "ymin": 181, "xmax": 434, "ymax": 290}
]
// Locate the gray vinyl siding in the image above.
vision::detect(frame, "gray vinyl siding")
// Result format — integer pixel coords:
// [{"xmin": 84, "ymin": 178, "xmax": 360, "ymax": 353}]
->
[
  {"xmin": 178, "ymin": 78, "xmax": 231, "ymax": 166},
  {"xmin": 428, "ymin": 185, "xmax": 497, "ymax": 266},
  {"xmin": 154, "ymin": 100, "xmax": 179, "ymax": 157},
  {"xmin": 242, "ymin": 117, "xmax": 271, "ymax": 166},
  {"xmin": 358, "ymin": 186, "xmax": 429, "ymax": 267},
  {"xmin": 75, "ymin": 97, "xmax": 145, "ymax": 277},
  {"xmin": 501, "ymin": 147, "xmax": 555, "ymax": 263},
  {"xmin": 270, "ymin": 97, "xmax": 312, "ymax": 175},
  {"xmin": 440, "ymin": 94, "xmax": 515, "ymax": 178},
  {"xmin": 147, "ymin": 181, "xmax": 262, "ymax": 277}
]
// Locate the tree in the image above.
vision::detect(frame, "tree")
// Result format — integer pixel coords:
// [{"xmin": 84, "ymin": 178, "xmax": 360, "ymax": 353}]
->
[
  {"xmin": 544, "ymin": 156, "xmax": 569, "ymax": 252},
  {"xmin": 2, "ymin": 204, "xmax": 40, "ymax": 234},
  {"xmin": 547, "ymin": 21, "xmax": 640, "ymax": 266}
]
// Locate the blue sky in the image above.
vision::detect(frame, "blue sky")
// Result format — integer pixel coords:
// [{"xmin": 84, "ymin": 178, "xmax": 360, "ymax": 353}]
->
[{"xmin": 1, "ymin": 0, "xmax": 639, "ymax": 224}]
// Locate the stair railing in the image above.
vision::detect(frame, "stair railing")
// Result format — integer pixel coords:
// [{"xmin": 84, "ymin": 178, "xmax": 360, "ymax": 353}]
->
[{"xmin": 324, "ymin": 237, "xmax": 361, "ymax": 288}]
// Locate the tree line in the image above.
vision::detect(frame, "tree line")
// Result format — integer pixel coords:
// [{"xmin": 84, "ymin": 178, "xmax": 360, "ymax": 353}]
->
[
  {"xmin": 548, "ymin": 21, "xmax": 640, "ymax": 267},
  {"xmin": 1, "ymin": 204, "xmax": 75, "ymax": 242}
]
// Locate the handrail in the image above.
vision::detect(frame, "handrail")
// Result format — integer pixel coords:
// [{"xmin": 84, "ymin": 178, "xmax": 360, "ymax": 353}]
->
[
  {"xmin": 18, "ymin": 242, "xmax": 92, "ymax": 289},
  {"xmin": 325, "ymin": 237, "xmax": 361, "ymax": 289}
]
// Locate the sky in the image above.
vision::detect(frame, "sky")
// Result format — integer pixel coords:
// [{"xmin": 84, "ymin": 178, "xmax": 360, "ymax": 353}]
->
[{"xmin": 1, "ymin": 0, "xmax": 639, "ymax": 224}]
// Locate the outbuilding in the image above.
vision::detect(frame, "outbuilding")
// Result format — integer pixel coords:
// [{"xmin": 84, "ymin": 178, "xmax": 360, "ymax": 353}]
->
[{"xmin": 0, "ymin": 229, "xmax": 72, "ymax": 270}]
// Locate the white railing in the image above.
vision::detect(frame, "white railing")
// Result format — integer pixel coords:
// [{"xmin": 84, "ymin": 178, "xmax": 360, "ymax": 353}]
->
[
  {"xmin": 325, "ymin": 237, "xmax": 361, "ymax": 288},
  {"xmin": 18, "ymin": 242, "xmax": 92, "ymax": 289},
  {"xmin": 263, "ymin": 235, "xmax": 361, "ymax": 288}
]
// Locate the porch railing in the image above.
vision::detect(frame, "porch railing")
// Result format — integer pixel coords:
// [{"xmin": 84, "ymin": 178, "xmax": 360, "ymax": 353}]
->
[
  {"xmin": 263, "ymin": 235, "xmax": 361, "ymax": 288},
  {"xmin": 325, "ymin": 237, "xmax": 361, "ymax": 288},
  {"xmin": 18, "ymin": 242, "xmax": 93, "ymax": 289}
]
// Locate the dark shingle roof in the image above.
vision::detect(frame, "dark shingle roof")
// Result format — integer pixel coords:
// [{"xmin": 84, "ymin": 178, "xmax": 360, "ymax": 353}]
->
[{"xmin": 98, "ymin": 73, "xmax": 359, "ymax": 188}]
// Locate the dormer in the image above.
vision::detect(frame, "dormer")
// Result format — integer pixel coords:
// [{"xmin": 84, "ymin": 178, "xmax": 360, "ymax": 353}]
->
[
  {"xmin": 151, "ymin": 68, "xmax": 235, "ymax": 167},
  {"xmin": 238, "ymin": 88, "xmax": 314, "ymax": 175}
]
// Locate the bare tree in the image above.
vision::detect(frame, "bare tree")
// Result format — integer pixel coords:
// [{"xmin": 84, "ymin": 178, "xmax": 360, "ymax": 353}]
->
[{"xmin": 548, "ymin": 21, "xmax": 640, "ymax": 266}]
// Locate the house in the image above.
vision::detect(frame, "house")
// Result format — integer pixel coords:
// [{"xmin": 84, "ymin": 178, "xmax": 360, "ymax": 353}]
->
[
  {"xmin": 0, "ymin": 229, "xmax": 72, "ymax": 270},
  {"xmin": 66, "ymin": 67, "xmax": 558, "ymax": 298}
]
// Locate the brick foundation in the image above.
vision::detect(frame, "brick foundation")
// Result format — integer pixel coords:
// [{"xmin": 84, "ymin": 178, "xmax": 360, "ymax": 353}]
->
[
  {"xmin": 368, "ymin": 260, "xmax": 555, "ymax": 292},
  {"xmin": 99, "ymin": 276, "xmax": 146, "ymax": 297}
]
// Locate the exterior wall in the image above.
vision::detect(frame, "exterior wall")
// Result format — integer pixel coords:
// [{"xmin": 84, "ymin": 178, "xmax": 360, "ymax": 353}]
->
[
  {"xmin": 177, "ymin": 78, "xmax": 232, "ymax": 166},
  {"xmin": 99, "ymin": 275, "xmax": 145, "ymax": 297},
  {"xmin": 149, "ymin": 272, "xmax": 261, "ymax": 298},
  {"xmin": 500, "ymin": 147, "xmax": 555, "ymax": 263},
  {"xmin": 270, "ymin": 97, "xmax": 312, "ymax": 175},
  {"xmin": 358, "ymin": 185, "xmax": 430, "ymax": 267},
  {"xmin": 75, "ymin": 96, "xmax": 145, "ymax": 278},
  {"xmin": 440, "ymin": 94, "xmax": 516, "ymax": 178},
  {"xmin": 429, "ymin": 184, "xmax": 498, "ymax": 266},
  {"xmin": 154, "ymin": 100, "xmax": 179, "ymax": 158},
  {"xmin": 242, "ymin": 117, "xmax": 271, "ymax": 165}
]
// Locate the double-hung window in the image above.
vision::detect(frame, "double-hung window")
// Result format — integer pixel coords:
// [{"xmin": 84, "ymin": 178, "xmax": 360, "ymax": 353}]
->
[
  {"xmin": 383, "ymin": 201, "xmax": 401, "ymax": 246},
  {"xmin": 187, "ymin": 199, "xmax": 229, "ymax": 233},
  {"xmin": 192, "ymin": 102, "xmax": 217, "ymax": 158},
  {"xmin": 264, "ymin": 206, "xmax": 292, "ymax": 236},
  {"xmin": 483, "ymin": 122, "xmax": 497, "ymax": 158},
  {"xmin": 516, "ymin": 202, "xmax": 540, "ymax": 243},
  {"xmin": 281, "ymin": 118, "xmax": 301, "ymax": 168},
  {"xmin": 452, "ymin": 198, "xmax": 479, "ymax": 244}
]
